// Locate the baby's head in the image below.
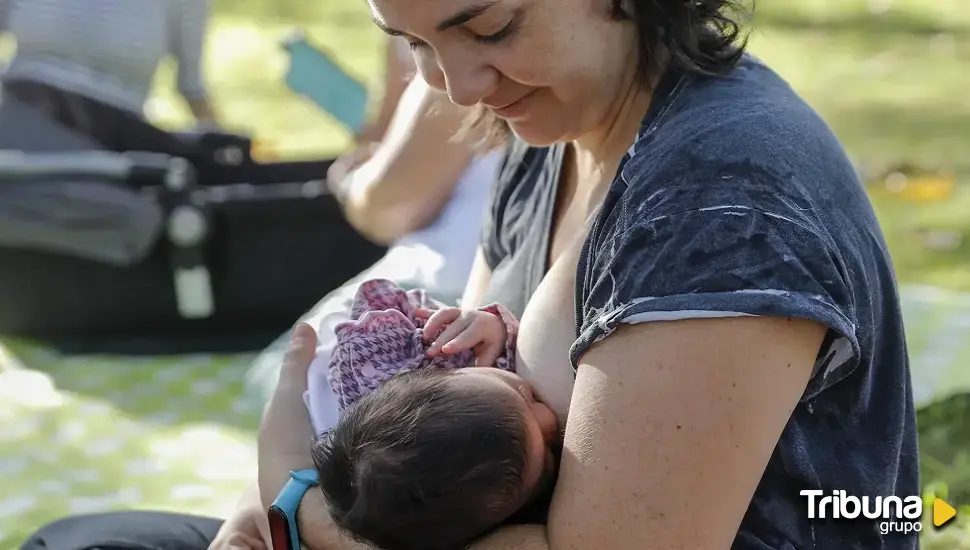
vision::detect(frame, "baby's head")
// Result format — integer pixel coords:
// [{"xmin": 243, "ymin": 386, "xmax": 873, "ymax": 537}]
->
[{"xmin": 311, "ymin": 366, "xmax": 560, "ymax": 550}]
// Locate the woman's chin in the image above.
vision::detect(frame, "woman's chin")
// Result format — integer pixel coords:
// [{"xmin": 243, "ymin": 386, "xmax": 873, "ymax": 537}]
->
[{"xmin": 506, "ymin": 121, "xmax": 563, "ymax": 148}]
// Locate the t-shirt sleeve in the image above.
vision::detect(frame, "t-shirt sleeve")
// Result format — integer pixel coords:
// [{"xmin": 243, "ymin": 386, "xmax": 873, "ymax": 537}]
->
[{"xmin": 571, "ymin": 205, "xmax": 860, "ymax": 402}]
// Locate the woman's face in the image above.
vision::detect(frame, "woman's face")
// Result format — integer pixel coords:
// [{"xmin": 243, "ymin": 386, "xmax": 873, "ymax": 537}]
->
[{"xmin": 368, "ymin": 0, "xmax": 640, "ymax": 145}]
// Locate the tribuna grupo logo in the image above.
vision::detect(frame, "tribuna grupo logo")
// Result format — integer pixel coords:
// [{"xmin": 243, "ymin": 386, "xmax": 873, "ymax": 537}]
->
[{"xmin": 800, "ymin": 490, "xmax": 924, "ymax": 535}]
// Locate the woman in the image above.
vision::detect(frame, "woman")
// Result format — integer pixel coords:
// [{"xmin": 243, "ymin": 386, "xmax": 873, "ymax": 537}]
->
[
  {"xmin": 21, "ymin": 1, "xmax": 918, "ymax": 549},
  {"xmin": 0, "ymin": 0, "xmax": 219, "ymax": 152}
]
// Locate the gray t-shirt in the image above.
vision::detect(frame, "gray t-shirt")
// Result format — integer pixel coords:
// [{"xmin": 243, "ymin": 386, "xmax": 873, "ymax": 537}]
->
[{"xmin": 479, "ymin": 54, "xmax": 918, "ymax": 549}]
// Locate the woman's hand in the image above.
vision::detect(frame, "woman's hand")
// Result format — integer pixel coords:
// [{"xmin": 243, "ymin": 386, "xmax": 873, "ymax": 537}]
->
[{"xmin": 208, "ymin": 483, "xmax": 272, "ymax": 550}]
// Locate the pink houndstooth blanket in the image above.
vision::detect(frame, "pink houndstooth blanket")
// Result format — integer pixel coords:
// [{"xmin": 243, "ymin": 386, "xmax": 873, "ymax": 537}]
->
[{"xmin": 328, "ymin": 278, "xmax": 519, "ymax": 410}]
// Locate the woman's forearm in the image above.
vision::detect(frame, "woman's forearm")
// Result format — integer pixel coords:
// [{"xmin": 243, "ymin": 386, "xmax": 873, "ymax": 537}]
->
[
  {"xmin": 257, "ymin": 326, "xmax": 318, "ymax": 511},
  {"xmin": 257, "ymin": 372, "xmax": 315, "ymax": 512},
  {"xmin": 335, "ymin": 77, "xmax": 476, "ymax": 244},
  {"xmin": 340, "ymin": 173, "xmax": 453, "ymax": 245},
  {"xmin": 297, "ymin": 489, "xmax": 378, "ymax": 550},
  {"xmin": 469, "ymin": 524, "xmax": 550, "ymax": 550}
]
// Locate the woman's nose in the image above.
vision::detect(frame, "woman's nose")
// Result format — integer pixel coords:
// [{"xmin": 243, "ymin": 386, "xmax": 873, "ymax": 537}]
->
[{"xmin": 418, "ymin": 49, "xmax": 497, "ymax": 108}]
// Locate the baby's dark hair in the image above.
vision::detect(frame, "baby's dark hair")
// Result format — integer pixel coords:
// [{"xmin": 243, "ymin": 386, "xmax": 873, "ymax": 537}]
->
[{"xmin": 311, "ymin": 368, "xmax": 531, "ymax": 550}]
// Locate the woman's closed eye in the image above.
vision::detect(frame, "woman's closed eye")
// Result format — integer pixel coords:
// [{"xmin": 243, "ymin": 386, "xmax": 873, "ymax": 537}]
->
[
  {"xmin": 473, "ymin": 17, "xmax": 518, "ymax": 44},
  {"xmin": 406, "ymin": 14, "xmax": 520, "ymax": 50}
]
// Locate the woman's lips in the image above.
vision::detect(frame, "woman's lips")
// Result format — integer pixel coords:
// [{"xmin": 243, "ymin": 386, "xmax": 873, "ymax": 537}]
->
[{"xmin": 488, "ymin": 89, "xmax": 537, "ymax": 119}]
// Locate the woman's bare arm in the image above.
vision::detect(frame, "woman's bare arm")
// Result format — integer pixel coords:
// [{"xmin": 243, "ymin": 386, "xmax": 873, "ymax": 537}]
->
[
  {"xmin": 334, "ymin": 77, "xmax": 478, "ymax": 245},
  {"xmin": 257, "ymin": 325, "xmax": 317, "ymax": 512},
  {"xmin": 469, "ymin": 315, "xmax": 825, "ymax": 550}
]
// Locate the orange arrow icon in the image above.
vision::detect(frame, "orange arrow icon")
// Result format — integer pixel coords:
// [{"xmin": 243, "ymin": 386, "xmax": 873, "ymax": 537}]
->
[{"xmin": 933, "ymin": 498, "xmax": 956, "ymax": 528}]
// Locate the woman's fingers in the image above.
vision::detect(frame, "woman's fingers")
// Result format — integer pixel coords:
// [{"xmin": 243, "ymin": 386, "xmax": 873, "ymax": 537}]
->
[
  {"xmin": 422, "ymin": 307, "xmax": 462, "ymax": 340},
  {"xmin": 280, "ymin": 322, "xmax": 317, "ymax": 379}
]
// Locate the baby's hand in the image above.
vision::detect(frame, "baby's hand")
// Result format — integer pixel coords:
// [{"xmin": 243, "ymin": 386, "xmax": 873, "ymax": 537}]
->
[{"xmin": 418, "ymin": 307, "xmax": 507, "ymax": 367}]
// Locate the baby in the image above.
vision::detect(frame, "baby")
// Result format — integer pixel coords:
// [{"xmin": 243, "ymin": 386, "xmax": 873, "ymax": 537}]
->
[{"xmin": 308, "ymin": 278, "xmax": 560, "ymax": 550}]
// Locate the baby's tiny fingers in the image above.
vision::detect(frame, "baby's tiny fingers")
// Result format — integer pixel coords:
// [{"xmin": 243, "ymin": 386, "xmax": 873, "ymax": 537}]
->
[
  {"xmin": 440, "ymin": 327, "xmax": 483, "ymax": 355},
  {"xmin": 474, "ymin": 342, "xmax": 504, "ymax": 367},
  {"xmin": 414, "ymin": 307, "xmax": 432, "ymax": 318},
  {"xmin": 427, "ymin": 319, "xmax": 470, "ymax": 356},
  {"xmin": 422, "ymin": 308, "xmax": 462, "ymax": 340}
]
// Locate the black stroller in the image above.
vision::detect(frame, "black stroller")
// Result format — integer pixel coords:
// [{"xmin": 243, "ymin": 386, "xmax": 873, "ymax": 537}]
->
[{"xmin": 0, "ymin": 95, "xmax": 386, "ymax": 354}]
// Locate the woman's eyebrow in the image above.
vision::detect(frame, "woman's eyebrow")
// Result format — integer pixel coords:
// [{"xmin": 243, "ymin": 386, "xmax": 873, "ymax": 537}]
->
[
  {"xmin": 372, "ymin": 0, "xmax": 503, "ymax": 36},
  {"xmin": 435, "ymin": 0, "xmax": 503, "ymax": 31}
]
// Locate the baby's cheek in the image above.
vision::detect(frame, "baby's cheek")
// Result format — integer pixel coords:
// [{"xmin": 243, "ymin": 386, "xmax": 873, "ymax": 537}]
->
[{"xmin": 530, "ymin": 402, "xmax": 560, "ymax": 443}]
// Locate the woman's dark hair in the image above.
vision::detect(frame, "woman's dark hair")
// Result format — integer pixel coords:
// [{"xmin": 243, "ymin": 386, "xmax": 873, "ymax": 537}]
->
[
  {"xmin": 459, "ymin": 0, "xmax": 753, "ymax": 150},
  {"xmin": 311, "ymin": 368, "xmax": 531, "ymax": 550}
]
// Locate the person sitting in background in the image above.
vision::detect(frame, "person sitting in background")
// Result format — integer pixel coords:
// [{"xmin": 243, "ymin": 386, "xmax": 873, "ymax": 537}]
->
[
  {"xmin": 0, "ymin": 0, "xmax": 220, "ymax": 153},
  {"xmin": 326, "ymin": 36, "xmax": 496, "ymax": 260}
]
